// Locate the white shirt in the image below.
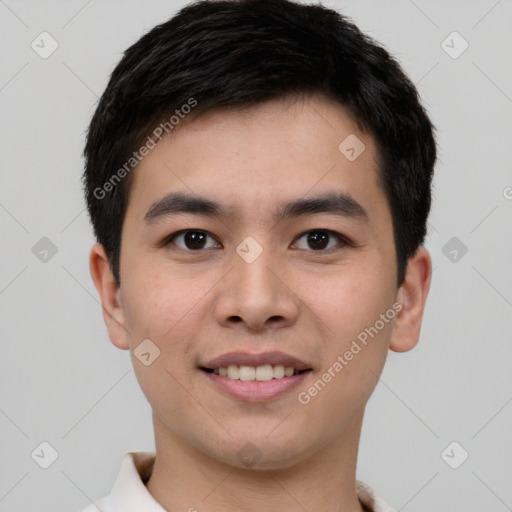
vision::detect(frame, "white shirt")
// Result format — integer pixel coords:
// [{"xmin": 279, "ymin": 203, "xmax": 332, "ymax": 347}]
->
[{"xmin": 78, "ymin": 452, "xmax": 395, "ymax": 512}]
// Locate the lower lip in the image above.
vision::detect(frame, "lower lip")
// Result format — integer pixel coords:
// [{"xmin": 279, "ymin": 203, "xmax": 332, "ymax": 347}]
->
[{"xmin": 200, "ymin": 370, "xmax": 312, "ymax": 402}]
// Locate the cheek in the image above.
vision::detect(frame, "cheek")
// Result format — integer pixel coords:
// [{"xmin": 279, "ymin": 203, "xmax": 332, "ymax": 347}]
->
[
  {"xmin": 121, "ymin": 266, "xmax": 195, "ymax": 341},
  {"xmin": 120, "ymin": 263, "xmax": 216, "ymax": 376},
  {"xmin": 295, "ymin": 271, "xmax": 395, "ymax": 433},
  {"xmin": 300, "ymin": 261, "xmax": 396, "ymax": 344},
  {"xmin": 121, "ymin": 269, "xmax": 204, "ymax": 410},
  {"xmin": 296, "ymin": 260, "xmax": 396, "ymax": 409}
]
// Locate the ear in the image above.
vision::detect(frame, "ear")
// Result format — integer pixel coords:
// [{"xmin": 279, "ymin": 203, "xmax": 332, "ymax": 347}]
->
[
  {"xmin": 89, "ymin": 243, "xmax": 129, "ymax": 350},
  {"xmin": 390, "ymin": 247, "xmax": 432, "ymax": 353}
]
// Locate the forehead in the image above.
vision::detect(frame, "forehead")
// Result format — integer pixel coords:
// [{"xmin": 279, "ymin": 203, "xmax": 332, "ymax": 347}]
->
[{"xmin": 125, "ymin": 95, "xmax": 388, "ymax": 225}]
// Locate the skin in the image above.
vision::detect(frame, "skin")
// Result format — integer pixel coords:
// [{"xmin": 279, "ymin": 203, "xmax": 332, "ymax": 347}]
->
[{"xmin": 90, "ymin": 94, "xmax": 431, "ymax": 512}]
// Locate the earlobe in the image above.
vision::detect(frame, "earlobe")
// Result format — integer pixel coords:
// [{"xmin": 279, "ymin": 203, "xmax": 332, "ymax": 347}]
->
[
  {"xmin": 89, "ymin": 244, "xmax": 130, "ymax": 350},
  {"xmin": 389, "ymin": 247, "xmax": 432, "ymax": 353}
]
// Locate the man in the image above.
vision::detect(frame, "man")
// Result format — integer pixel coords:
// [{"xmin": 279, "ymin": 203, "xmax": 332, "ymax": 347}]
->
[{"xmin": 81, "ymin": 0, "xmax": 436, "ymax": 510}]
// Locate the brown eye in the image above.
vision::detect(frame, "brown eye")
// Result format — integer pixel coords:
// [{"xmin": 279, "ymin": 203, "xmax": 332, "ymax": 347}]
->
[
  {"xmin": 293, "ymin": 230, "xmax": 348, "ymax": 251},
  {"xmin": 306, "ymin": 231, "xmax": 329, "ymax": 250},
  {"xmin": 166, "ymin": 230, "xmax": 220, "ymax": 251}
]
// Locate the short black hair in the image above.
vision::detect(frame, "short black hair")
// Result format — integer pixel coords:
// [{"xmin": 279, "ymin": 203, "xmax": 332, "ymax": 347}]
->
[{"xmin": 83, "ymin": 0, "xmax": 436, "ymax": 286}]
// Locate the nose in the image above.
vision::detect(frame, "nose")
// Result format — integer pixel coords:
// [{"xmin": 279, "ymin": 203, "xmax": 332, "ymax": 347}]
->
[{"xmin": 214, "ymin": 247, "xmax": 300, "ymax": 332}]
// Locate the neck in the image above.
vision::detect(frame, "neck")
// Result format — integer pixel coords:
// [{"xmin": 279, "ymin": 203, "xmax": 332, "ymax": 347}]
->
[{"xmin": 145, "ymin": 410, "xmax": 367, "ymax": 512}]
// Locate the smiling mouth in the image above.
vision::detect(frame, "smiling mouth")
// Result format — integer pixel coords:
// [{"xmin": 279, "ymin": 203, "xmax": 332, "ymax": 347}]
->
[{"xmin": 200, "ymin": 364, "xmax": 312, "ymax": 382}]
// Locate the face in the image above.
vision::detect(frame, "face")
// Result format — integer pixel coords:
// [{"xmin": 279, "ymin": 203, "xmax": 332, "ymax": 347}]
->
[{"xmin": 94, "ymin": 95, "xmax": 421, "ymax": 470}]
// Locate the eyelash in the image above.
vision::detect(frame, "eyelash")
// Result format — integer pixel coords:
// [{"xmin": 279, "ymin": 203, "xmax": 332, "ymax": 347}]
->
[{"xmin": 162, "ymin": 229, "xmax": 352, "ymax": 253}]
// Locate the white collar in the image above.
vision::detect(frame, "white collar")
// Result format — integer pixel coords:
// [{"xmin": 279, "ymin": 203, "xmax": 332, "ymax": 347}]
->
[{"xmin": 80, "ymin": 452, "xmax": 395, "ymax": 512}]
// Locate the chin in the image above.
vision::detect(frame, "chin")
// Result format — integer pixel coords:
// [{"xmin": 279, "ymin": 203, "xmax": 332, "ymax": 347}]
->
[{"xmin": 208, "ymin": 432, "xmax": 313, "ymax": 471}]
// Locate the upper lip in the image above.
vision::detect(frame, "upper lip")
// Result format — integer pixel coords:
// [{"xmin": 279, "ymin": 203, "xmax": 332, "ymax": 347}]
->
[{"xmin": 201, "ymin": 351, "xmax": 312, "ymax": 371}]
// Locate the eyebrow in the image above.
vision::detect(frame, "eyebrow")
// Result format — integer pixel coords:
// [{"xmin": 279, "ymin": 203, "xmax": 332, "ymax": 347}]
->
[{"xmin": 144, "ymin": 191, "xmax": 369, "ymax": 225}]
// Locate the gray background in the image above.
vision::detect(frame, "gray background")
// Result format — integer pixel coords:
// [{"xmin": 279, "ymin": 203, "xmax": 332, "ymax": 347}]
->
[{"xmin": 1, "ymin": 0, "xmax": 511, "ymax": 510}]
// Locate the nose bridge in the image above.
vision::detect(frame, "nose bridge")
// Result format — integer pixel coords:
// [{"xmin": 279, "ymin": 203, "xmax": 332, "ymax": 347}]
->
[
  {"xmin": 233, "ymin": 239, "xmax": 281, "ymax": 304},
  {"xmin": 215, "ymin": 237, "xmax": 299, "ymax": 330}
]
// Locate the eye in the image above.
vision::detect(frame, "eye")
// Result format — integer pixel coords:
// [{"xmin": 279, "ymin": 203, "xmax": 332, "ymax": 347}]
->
[
  {"xmin": 293, "ymin": 229, "xmax": 349, "ymax": 252},
  {"xmin": 163, "ymin": 229, "xmax": 350, "ymax": 253},
  {"xmin": 164, "ymin": 230, "xmax": 221, "ymax": 251}
]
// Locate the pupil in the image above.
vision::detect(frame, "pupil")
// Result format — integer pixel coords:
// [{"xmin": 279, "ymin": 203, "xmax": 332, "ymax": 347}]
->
[
  {"xmin": 308, "ymin": 231, "xmax": 328, "ymax": 250},
  {"xmin": 185, "ymin": 231, "xmax": 206, "ymax": 249}
]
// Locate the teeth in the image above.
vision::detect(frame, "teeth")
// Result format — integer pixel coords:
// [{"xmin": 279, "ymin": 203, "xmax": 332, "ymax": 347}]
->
[
  {"xmin": 239, "ymin": 366, "xmax": 256, "ymax": 381},
  {"xmin": 227, "ymin": 364, "xmax": 240, "ymax": 379},
  {"xmin": 255, "ymin": 364, "xmax": 273, "ymax": 381},
  {"xmin": 211, "ymin": 364, "xmax": 301, "ymax": 381},
  {"xmin": 273, "ymin": 364, "xmax": 285, "ymax": 379}
]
